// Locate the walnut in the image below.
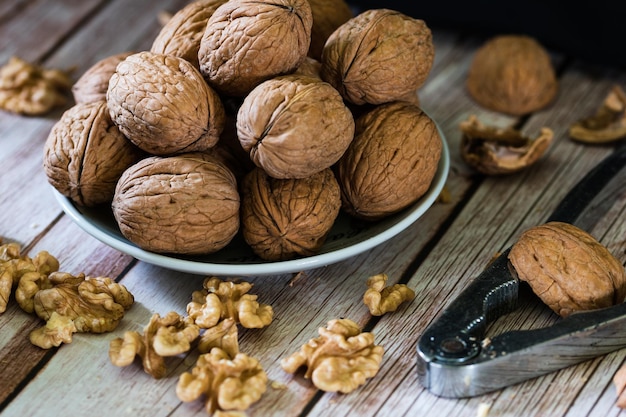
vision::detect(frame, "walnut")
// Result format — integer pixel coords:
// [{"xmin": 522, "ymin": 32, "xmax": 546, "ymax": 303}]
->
[
  {"xmin": 281, "ymin": 318, "xmax": 384, "ymax": 393},
  {"xmin": 43, "ymin": 100, "xmax": 142, "ymax": 207},
  {"xmin": 205, "ymin": 115, "xmax": 256, "ymax": 183},
  {"xmin": 150, "ymin": 0, "xmax": 228, "ymax": 69},
  {"xmin": 111, "ymin": 152, "xmax": 240, "ymax": 255},
  {"xmin": 320, "ymin": 9, "xmax": 434, "ymax": 106},
  {"xmin": 187, "ymin": 277, "xmax": 273, "ymax": 330},
  {"xmin": 363, "ymin": 273, "xmax": 415, "ymax": 316},
  {"xmin": 509, "ymin": 222, "xmax": 626, "ymax": 317},
  {"xmin": 107, "ymin": 51, "xmax": 225, "ymax": 155},
  {"xmin": 30, "ymin": 272, "xmax": 134, "ymax": 348},
  {"xmin": 293, "ymin": 56, "xmax": 322, "ymax": 79},
  {"xmin": 236, "ymin": 75, "xmax": 355, "ymax": 179},
  {"xmin": 614, "ymin": 363, "xmax": 626, "ymax": 408},
  {"xmin": 459, "ymin": 115, "xmax": 554, "ymax": 175},
  {"xmin": 337, "ymin": 101, "xmax": 442, "ymax": 220},
  {"xmin": 240, "ymin": 167, "xmax": 341, "ymax": 261},
  {"xmin": 198, "ymin": 0, "xmax": 313, "ymax": 97},
  {"xmin": 569, "ymin": 85, "xmax": 626, "ymax": 144},
  {"xmin": 109, "ymin": 311, "xmax": 200, "ymax": 378},
  {"xmin": 71, "ymin": 52, "xmax": 133, "ymax": 104},
  {"xmin": 307, "ymin": 0, "xmax": 353, "ymax": 60},
  {"xmin": 0, "ymin": 56, "xmax": 72, "ymax": 115},
  {"xmin": 197, "ymin": 317, "xmax": 239, "ymax": 357},
  {"xmin": 466, "ymin": 35, "xmax": 558, "ymax": 115},
  {"xmin": 176, "ymin": 347, "xmax": 268, "ymax": 414}
]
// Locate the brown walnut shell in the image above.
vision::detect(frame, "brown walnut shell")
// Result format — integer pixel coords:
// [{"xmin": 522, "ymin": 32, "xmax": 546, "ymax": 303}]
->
[
  {"xmin": 320, "ymin": 8, "xmax": 434, "ymax": 105},
  {"xmin": 72, "ymin": 52, "xmax": 133, "ymax": 104},
  {"xmin": 236, "ymin": 75, "xmax": 355, "ymax": 179},
  {"xmin": 307, "ymin": 0, "xmax": 354, "ymax": 60},
  {"xmin": 107, "ymin": 51, "xmax": 225, "ymax": 156},
  {"xmin": 112, "ymin": 153, "xmax": 240, "ymax": 255},
  {"xmin": 337, "ymin": 101, "xmax": 442, "ymax": 220},
  {"xmin": 43, "ymin": 100, "xmax": 141, "ymax": 207},
  {"xmin": 466, "ymin": 35, "xmax": 558, "ymax": 115},
  {"xmin": 198, "ymin": 0, "xmax": 313, "ymax": 97},
  {"xmin": 241, "ymin": 167, "xmax": 341, "ymax": 261},
  {"xmin": 509, "ymin": 221, "xmax": 626, "ymax": 317}
]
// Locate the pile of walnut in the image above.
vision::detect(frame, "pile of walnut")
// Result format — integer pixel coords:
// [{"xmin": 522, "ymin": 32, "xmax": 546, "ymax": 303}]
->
[
  {"xmin": 42, "ymin": 0, "xmax": 443, "ymax": 261},
  {"xmin": 0, "ymin": 239, "xmax": 133, "ymax": 349}
]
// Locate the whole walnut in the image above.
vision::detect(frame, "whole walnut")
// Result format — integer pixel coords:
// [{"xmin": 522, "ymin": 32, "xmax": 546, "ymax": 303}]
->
[
  {"xmin": 236, "ymin": 75, "xmax": 354, "ymax": 179},
  {"xmin": 320, "ymin": 8, "xmax": 434, "ymax": 105},
  {"xmin": 107, "ymin": 51, "xmax": 225, "ymax": 156},
  {"xmin": 71, "ymin": 52, "xmax": 133, "ymax": 104},
  {"xmin": 198, "ymin": 0, "xmax": 313, "ymax": 97},
  {"xmin": 337, "ymin": 101, "xmax": 442, "ymax": 220},
  {"xmin": 150, "ymin": 0, "xmax": 228, "ymax": 69},
  {"xmin": 112, "ymin": 153, "xmax": 240, "ymax": 255},
  {"xmin": 509, "ymin": 221, "xmax": 626, "ymax": 317},
  {"xmin": 43, "ymin": 100, "xmax": 141, "ymax": 207},
  {"xmin": 307, "ymin": 0, "xmax": 353, "ymax": 60},
  {"xmin": 240, "ymin": 167, "xmax": 341, "ymax": 261},
  {"xmin": 466, "ymin": 35, "xmax": 558, "ymax": 115}
]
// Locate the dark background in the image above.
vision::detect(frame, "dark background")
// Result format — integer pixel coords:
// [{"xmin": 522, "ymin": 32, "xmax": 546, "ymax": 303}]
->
[{"xmin": 347, "ymin": 1, "xmax": 626, "ymax": 70}]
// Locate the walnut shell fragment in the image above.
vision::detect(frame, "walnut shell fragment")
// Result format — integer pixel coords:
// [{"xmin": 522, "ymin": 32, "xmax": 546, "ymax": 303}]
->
[
  {"xmin": 198, "ymin": 0, "xmax": 313, "ymax": 97},
  {"xmin": 320, "ymin": 8, "xmax": 434, "ymax": 105},
  {"xmin": 107, "ymin": 51, "xmax": 225, "ymax": 155},
  {"xmin": 72, "ymin": 52, "xmax": 133, "ymax": 104},
  {"xmin": 241, "ymin": 167, "xmax": 341, "ymax": 261},
  {"xmin": 112, "ymin": 153, "xmax": 240, "ymax": 255},
  {"xmin": 43, "ymin": 100, "xmax": 142, "ymax": 206},
  {"xmin": 459, "ymin": 115, "xmax": 553, "ymax": 175},
  {"xmin": 508, "ymin": 221, "xmax": 626, "ymax": 317},
  {"xmin": 569, "ymin": 85, "xmax": 626, "ymax": 144},
  {"xmin": 337, "ymin": 102, "xmax": 442, "ymax": 220},
  {"xmin": 466, "ymin": 35, "xmax": 558, "ymax": 115},
  {"xmin": 236, "ymin": 75, "xmax": 355, "ymax": 179}
]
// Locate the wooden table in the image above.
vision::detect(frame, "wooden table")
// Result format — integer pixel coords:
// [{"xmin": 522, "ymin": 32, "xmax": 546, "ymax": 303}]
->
[{"xmin": 2, "ymin": 1, "xmax": 625, "ymax": 416}]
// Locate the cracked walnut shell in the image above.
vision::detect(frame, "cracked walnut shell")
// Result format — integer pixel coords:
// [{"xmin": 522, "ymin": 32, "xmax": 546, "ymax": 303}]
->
[
  {"xmin": 112, "ymin": 153, "xmax": 240, "ymax": 255},
  {"xmin": 569, "ymin": 85, "xmax": 626, "ymax": 144},
  {"xmin": 320, "ymin": 9, "xmax": 434, "ymax": 105},
  {"xmin": 509, "ymin": 222, "xmax": 626, "ymax": 317}
]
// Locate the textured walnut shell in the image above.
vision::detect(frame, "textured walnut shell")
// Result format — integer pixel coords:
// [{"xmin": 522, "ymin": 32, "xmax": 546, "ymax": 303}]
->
[
  {"xmin": 43, "ymin": 100, "xmax": 141, "ymax": 207},
  {"xmin": 198, "ymin": 0, "xmax": 313, "ymax": 97},
  {"xmin": 150, "ymin": 0, "xmax": 228, "ymax": 69},
  {"xmin": 72, "ymin": 52, "xmax": 133, "ymax": 104},
  {"xmin": 241, "ymin": 167, "xmax": 341, "ymax": 261},
  {"xmin": 337, "ymin": 102, "xmax": 442, "ymax": 220},
  {"xmin": 237, "ymin": 75, "xmax": 355, "ymax": 179},
  {"xmin": 320, "ymin": 9, "xmax": 434, "ymax": 106},
  {"xmin": 509, "ymin": 221, "xmax": 626, "ymax": 317},
  {"xmin": 107, "ymin": 51, "xmax": 225, "ymax": 156},
  {"xmin": 112, "ymin": 153, "xmax": 240, "ymax": 255},
  {"xmin": 307, "ymin": 0, "xmax": 353, "ymax": 60},
  {"xmin": 466, "ymin": 35, "xmax": 558, "ymax": 115}
]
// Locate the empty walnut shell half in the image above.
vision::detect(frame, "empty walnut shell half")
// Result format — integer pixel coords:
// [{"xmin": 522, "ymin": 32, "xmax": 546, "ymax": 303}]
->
[
  {"xmin": 43, "ymin": 100, "xmax": 141, "ymax": 207},
  {"xmin": 320, "ymin": 8, "xmax": 434, "ymax": 106},
  {"xmin": 72, "ymin": 52, "xmax": 133, "ymax": 104},
  {"xmin": 460, "ymin": 115, "xmax": 553, "ymax": 175},
  {"xmin": 112, "ymin": 153, "xmax": 240, "ymax": 255},
  {"xmin": 240, "ymin": 167, "xmax": 341, "ymax": 261},
  {"xmin": 107, "ymin": 51, "xmax": 225, "ymax": 156},
  {"xmin": 509, "ymin": 221, "xmax": 626, "ymax": 317},
  {"xmin": 337, "ymin": 101, "xmax": 442, "ymax": 220},
  {"xmin": 198, "ymin": 0, "xmax": 313, "ymax": 97},
  {"xmin": 569, "ymin": 85, "xmax": 626, "ymax": 144},
  {"xmin": 466, "ymin": 35, "xmax": 558, "ymax": 115},
  {"xmin": 237, "ymin": 75, "xmax": 355, "ymax": 179}
]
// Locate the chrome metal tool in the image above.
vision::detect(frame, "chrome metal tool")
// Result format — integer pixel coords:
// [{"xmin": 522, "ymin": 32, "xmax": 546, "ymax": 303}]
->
[{"xmin": 417, "ymin": 143, "xmax": 626, "ymax": 398}]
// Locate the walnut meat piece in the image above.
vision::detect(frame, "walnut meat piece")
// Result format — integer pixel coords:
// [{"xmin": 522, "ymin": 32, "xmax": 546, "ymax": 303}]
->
[
  {"xmin": 363, "ymin": 273, "xmax": 415, "ymax": 316},
  {"xmin": 72, "ymin": 52, "xmax": 133, "ymax": 104},
  {"xmin": 320, "ymin": 9, "xmax": 434, "ymax": 106},
  {"xmin": 569, "ymin": 85, "xmax": 626, "ymax": 144},
  {"xmin": 281, "ymin": 318, "xmax": 384, "ymax": 393},
  {"xmin": 509, "ymin": 222, "xmax": 626, "ymax": 317},
  {"xmin": 107, "ymin": 51, "xmax": 225, "ymax": 155},
  {"xmin": 43, "ymin": 100, "xmax": 142, "ymax": 207},
  {"xmin": 459, "ymin": 115, "xmax": 554, "ymax": 175},
  {"xmin": 198, "ymin": 0, "xmax": 313, "ymax": 97},
  {"xmin": 466, "ymin": 35, "xmax": 558, "ymax": 115},
  {"xmin": 337, "ymin": 102, "xmax": 442, "ymax": 220},
  {"xmin": 307, "ymin": 0, "xmax": 353, "ymax": 60},
  {"xmin": 236, "ymin": 75, "xmax": 355, "ymax": 179},
  {"xmin": 112, "ymin": 153, "xmax": 240, "ymax": 255},
  {"xmin": 241, "ymin": 167, "xmax": 341, "ymax": 261}
]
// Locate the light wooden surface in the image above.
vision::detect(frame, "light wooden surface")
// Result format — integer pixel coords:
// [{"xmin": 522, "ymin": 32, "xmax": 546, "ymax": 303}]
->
[{"xmin": 1, "ymin": 1, "xmax": 626, "ymax": 416}]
